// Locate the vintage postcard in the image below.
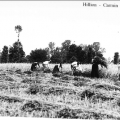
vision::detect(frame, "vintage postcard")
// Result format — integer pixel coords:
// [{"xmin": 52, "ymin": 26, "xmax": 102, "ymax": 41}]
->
[{"xmin": 0, "ymin": 1, "xmax": 119, "ymax": 120}]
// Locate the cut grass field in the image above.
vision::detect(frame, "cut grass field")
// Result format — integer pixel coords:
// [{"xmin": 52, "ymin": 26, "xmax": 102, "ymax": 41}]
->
[{"xmin": 0, "ymin": 63, "xmax": 120, "ymax": 119}]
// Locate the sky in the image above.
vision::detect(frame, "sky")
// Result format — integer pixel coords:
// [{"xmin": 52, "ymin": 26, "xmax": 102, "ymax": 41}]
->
[{"xmin": 0, "ymin": 1, "xmax": 120, "ymax": 60}]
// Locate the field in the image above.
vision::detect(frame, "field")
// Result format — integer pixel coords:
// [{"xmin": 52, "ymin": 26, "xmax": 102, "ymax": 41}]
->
[{"xmin": 0, "ymin": 63, "xmax": 120, "ymax": 119}]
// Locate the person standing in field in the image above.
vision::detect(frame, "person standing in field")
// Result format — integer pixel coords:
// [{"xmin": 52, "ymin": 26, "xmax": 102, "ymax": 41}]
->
[
  {"xmin": 91, "ymin": 60, "xmax": 99, "ymax": 78},
  {"xmin": 91, "ymin": 56, "xmax": 107, "ymax": 78}
]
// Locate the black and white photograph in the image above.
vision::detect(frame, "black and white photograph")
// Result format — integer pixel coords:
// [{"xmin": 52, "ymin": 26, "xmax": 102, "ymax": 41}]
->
[{"xmin": 0, "ymin": 0, "xmax": 120, "ymax": 119}]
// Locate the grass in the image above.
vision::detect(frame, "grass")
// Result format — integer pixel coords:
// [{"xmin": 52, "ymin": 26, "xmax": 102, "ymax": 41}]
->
[{"xmin": 0, "ymin": 63, "xmax": 119, "ymax": 119}]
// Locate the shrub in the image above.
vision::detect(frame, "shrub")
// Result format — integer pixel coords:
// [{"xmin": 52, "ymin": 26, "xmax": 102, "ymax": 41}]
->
[
  {"xmin": 56, "ymin": 107, "xmax": 78, "ymax": 118},
  {"xmin": 26, "ymin": 85, "xmax": 40, "ymax": 95},
  {"xmin": 21, "ymin": 100, "xmax": 42, "ymax": 112}
]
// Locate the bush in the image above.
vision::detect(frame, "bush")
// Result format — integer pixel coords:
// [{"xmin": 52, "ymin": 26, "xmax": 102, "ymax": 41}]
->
[
  {"xmin": 80, "ymin": 89, "xmax": 95, "ymax": 100},
  {"xmin": 21, "ymin": 100, "xmax": 42, "ymax": 112},
  {"xmin": 56, "ymin": 107, "xmax": 78, "ymax": 118},
  {"xmin": 26, "ymin": 85, "xmax": 40, "ymax": 95}
]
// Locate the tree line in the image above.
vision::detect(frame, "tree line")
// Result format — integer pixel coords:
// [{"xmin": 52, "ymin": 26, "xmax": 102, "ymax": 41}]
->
[
  {"xmin": 0, "ymin": 25, "xmax": 119, "ymax": 64},
  {"xmin": 0, "ymin": 40, "xmax": 108, "ymax": 64}
]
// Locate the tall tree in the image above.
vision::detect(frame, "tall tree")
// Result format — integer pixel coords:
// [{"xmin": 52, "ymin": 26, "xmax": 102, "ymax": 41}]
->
[
  {"xmin": 80, "ymin": 50, "xmax": 87, "ymax": 64},
  {"xmin": 9, "ymin": 41, "xmax": 25, "ymax": 63},
  {"xmin": 76, "ymin": 45, "xmax": 82, "ymax": 63},
  {"xmin": 29, "ymin": 48, "xmax": 47, "ymax": 62},
  {"xmin": 51, "ymin": 51, "xmax": 61, "ymax": 63},
  {"xmin": 92, "ymin": 42, "xmax": 105, "ymax": 60},
  {"xmin": 15, "ymin": 25, "xmax": 22, "ymax": 62},
  {"xmin": 1, "ymin": 46, "xmax": 8, "ymax": 63},
  {"xmin": 114, "ymin": 52, "xmax": 119, "ymax": 64},
  {"xmin": 93, "ymin": 42, "xmax": 100, "ymax": 54},
  {"xmin": 45, "ymin": 47, "xmax": 51, "ymax": 60},
  {"xmin": 62, "ymin": 40, "xmax": 71, "ymax": 51},
  {"xmin": 15, "ymin": 25, "xmax": 22, "ymax": 41},
  {"xmin": 87, "ymin": 45, "xmax": 95, "ymax": 63},
  {"xmin": 67, "ymin": 44, "xmax": 77, "ymax": 62},
  {"xmin": 61, "ymin": 40, "xmax": 71, "ymax": 63},
  {"xmin": 50, "ymin": 47, "xmax": 63, "ymax": 63},
  {"xmin": 48, "ymin": 42, "xmax": 55, "ymax": 56}
]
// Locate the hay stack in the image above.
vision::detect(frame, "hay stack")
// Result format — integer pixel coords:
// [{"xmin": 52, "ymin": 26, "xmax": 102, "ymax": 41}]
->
[{"xmin": 93, "ymin": 56, "xmax": 107, "ymax": 68}]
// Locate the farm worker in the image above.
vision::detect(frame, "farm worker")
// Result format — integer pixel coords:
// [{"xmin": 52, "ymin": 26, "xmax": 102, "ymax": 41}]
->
[
  {"xmin": 52, "ymin": 65, "xmax": 60, "ymax": 74},
  {"xmin": 59, "ymin": 62, "xmax": 62, "ymax": 72},
  {"xmin": 91, "ymin": 56, "xmax": 107, "ymax": 78},
  {"xmin": 71, "ymin": 61, "xmax": 82, "ymax": 72},
  {"xmin": 71, "ymin": 61, "xmax": 83, "ymax": 76},
  {"xmin": 91, "ymin": 61, "xmax": 99, "ymax": 78},
  {"xmin": 76, "ymin": 62, "xmax": 83, "ymax": 72},
  {"xmin": 52, "ymin": 63, "xmax": 62, "ymax": 74},
  {"xmin": 31, "ymin": 62, "xmax": 40, "ymax": 71},
  {"xmin": 71, "ymin": 61, "xmax": 78, "ymax": 71},
  {"xmin": 42, "ymin": 60, "xmax": 51, "ymax": 68}
]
